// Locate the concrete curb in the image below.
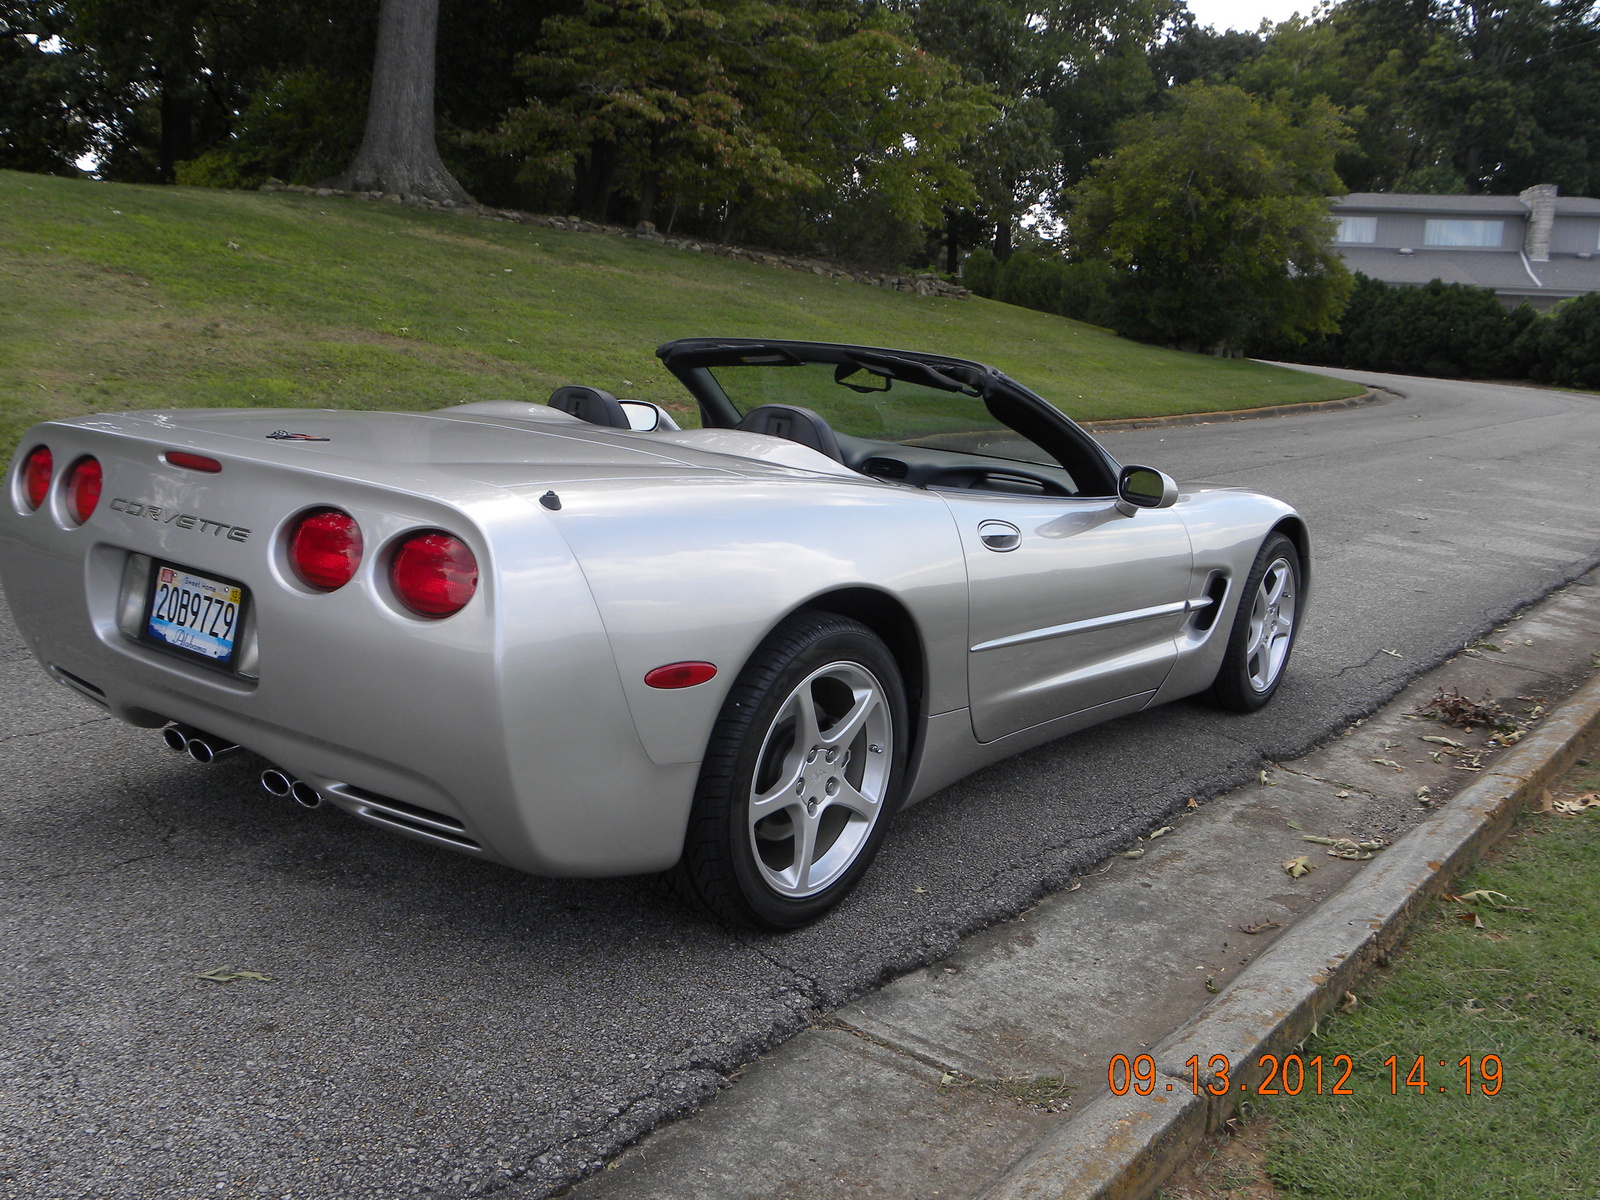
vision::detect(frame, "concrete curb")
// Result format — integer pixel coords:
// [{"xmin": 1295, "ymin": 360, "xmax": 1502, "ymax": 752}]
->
[
  {"xmin": 980, "ymin": 666, "xmax": 1600, "ymax": 1200},
  {"xmin": 1079, "ymin": 388, "xmax": 1385, "ymax": 434}
]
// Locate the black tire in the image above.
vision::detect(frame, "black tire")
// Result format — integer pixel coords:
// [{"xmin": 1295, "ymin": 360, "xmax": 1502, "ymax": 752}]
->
[
  {"xmin": 1207, "ymin": 532, "xmax": 1302, "ymax": 713},
  {"xmin": 669, "ymin": 610, "xmax": 908, "ymax": 930}
]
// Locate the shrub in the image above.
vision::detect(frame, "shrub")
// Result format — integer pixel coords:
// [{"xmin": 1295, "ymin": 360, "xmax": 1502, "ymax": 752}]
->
[
  {"xmin": 1292, "ymin": 274, "xmax": 1531, "ymax": 380},
  {"xmin": 961, "ymin": 247, "xmax": 999, "ymax": 298},
  {"xmin": 1525, "ymin": 292, "xmax": 1600, "ymax": 389}
]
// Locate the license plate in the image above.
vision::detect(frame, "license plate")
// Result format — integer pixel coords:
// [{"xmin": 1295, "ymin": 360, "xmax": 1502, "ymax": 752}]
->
[{"xmin": 146, "ymin": 564, "xmax": 246, "ymax": 665}]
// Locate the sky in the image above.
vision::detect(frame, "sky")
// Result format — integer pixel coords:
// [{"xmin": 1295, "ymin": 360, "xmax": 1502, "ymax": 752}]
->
[{"xmin": 1184, "ymin": 0, "xmax": 1319, "ymax": 32}]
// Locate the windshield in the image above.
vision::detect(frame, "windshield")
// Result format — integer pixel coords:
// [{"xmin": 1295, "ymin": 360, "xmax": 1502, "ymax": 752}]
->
[{"xmin": 706, "ymin": 359, "xmax": 1061, "ymax": 470}]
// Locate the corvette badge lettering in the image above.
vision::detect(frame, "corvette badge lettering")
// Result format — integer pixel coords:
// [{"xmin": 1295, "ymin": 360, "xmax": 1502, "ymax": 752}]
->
[
  {"xmin": 266, "ymin": 430, "xmax": 330, "ymax": 441},
  {"xmin": 109, "ymin": 498, "xmax": 251, "ymax": 542}
]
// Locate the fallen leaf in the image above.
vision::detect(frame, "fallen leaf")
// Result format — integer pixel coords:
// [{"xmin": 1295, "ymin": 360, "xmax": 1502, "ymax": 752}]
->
[
  {"xmin": 1186, "ymin": 796, "xmax": 1199, "ymax": 809},
  {"xmin": 1536, "ymin": 788, "xmax": 1557, "ymax": 813},
  {"xmin": 1416, "ymin": 786, "xmax": 1434, "ymax": 805},
  {"xmin": 1286, "ymin": 816, "xmax": 1305, "ymax": 831},
  {"xmin": 1336, "ymin": 790, "xmax": 1351, "ymax": 799},
  {"xmin": 1258, "ymin": 769, "xmax": 1269, "ymax": 786},
  {"xmin": 1380, "ymin": 648, "xmax": 1403, "ymax": 657},
  {"xmin": 1122, "ymin": 848, "xmax": 1146, "ymax": 860},
  {"xmin": 940, "ymin": 1072, "xmax": 955, "ymax": 1085},
  {"xmin": 1457, "ymin": 889, "xmax": 1513, "ymax": 907},
  {"xmin": 1204, "ymin": 976, "xmax": 1219, "ymax": 993},
  {"xmin": 1240, "ymin": 919, "xmax": 1281, "ymax": 935},
  {"xmin": 1371, "ymin": 758, "xmax": 1404, "ymax": 771},
  {"xmin": 1338, "ymin": 991, "xmax": 1359, "ymax": 1014},
  {"xmin": 912, "ymin": 885, "xmax": 927, "ymax": 894},
  {"xmin": 1302, "ymin": 835, "xmax": 1340, "ymax": 845},
  {"xmin": 1463, "ymin": 998, "xmax": 1486, "ymax": 1014},
  {"xmin": 1282, "ymin": 855, "xmax": 1313, "ymax": 878},
  {"xmin": 196, "ymin": 967, "xmax": 272, "ymax": 984},
  {"xmin": 1420, "ymin": 735, "xmax": 1464, "ymax": 748},
  {"xmin": 1148, "ymin": 826, "xmax": 1173, "ymax": 840}
]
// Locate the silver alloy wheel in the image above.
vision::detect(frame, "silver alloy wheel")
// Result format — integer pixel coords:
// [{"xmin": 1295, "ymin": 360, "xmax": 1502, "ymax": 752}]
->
[
  {"xmin": 746, "ymin": 660, "xmax": 894, "ymax": 899},
  {"xmin": 1245, "ymin": 557, "xmax": 1297, "ymax": 692}
]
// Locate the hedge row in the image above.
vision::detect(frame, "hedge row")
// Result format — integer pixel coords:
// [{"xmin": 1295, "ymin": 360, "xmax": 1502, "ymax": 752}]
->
[
  {"xmin": 1280, "ymin": 275, "xmax": 1600, "ymax": 388},
  {"xmin": 964, "ymin": 251, "xmax": 1600, "ymax": 389}
]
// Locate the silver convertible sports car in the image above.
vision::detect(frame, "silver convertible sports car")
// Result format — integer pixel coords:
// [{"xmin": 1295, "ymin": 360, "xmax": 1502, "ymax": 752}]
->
[{"xmin": 1, "ymin": 338, "xmax": 1306, "ymax": 928}]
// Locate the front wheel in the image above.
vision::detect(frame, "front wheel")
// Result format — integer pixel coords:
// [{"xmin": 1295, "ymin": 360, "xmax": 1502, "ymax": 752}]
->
[
  {"xmin": 671, "ymin": 611, "xmax": 907, "ymax": 929},
  {"xmin": 1207, "ymin": 532, "xmax": 1301, "ymax": 712}
]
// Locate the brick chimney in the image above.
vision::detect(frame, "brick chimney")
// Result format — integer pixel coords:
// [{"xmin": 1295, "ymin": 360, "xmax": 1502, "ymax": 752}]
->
[{"xmin": 1520, "ymin": 183, "xmax": 1557, "ymax": 261}]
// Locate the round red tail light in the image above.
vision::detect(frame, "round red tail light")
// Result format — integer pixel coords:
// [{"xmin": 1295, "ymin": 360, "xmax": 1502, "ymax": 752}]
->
[
  {"xmin": 66, "ymin": 456, "xmax": 102, "ymax": 524},
  {"xmin": 21, "ymin": 445, "xmax": 52, "ymax": 511},
  {"xmin": 390, "ymin": 531, "xmax": 477, "ymax": 618},
  {"xmin": 288, "ymin": 508, "xmax": 363, "ymax": 591}
]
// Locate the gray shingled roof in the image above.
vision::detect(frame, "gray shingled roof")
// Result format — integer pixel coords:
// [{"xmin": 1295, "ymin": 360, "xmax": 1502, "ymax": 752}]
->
[
  {"xmin": 1332, "ymin": 193, "xmax": 1531, "ymax": 216},
  {"xmin": 1337, "ymin": 246, "xmax": 1600, "ymax": 296},
  {"xmin": 1534, "ymin": 256, "xmax": 1600, "ymax": 293}
]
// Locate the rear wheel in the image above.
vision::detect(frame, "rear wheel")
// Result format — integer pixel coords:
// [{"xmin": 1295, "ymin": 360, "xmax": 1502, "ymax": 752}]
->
[
  {"xmin": 671, "ymin": 611, "xmax": 907, "ymax": 929},
  {"xmin": 1208, "ymin": 533, "xmax": 1301, "ymax": 712}
]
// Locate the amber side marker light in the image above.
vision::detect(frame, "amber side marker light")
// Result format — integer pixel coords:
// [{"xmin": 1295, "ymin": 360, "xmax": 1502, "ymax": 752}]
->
[
  {"xmin": 21, "ymin": 445, "xmax": 52, "ymax": 510},
  {"xmin": 288, "ymin": 508, "xmax": 363, "ymax": 591},
  {"xmin": 644, "ymin": 662, "xmax": 718, "ymax": 689},
  {"xmin": 66, "ymin": 457, "xmax": 102, "ymax": 524},
  {"xmin": 165, "ymin": 451, "xmax": 223, "ymax": 473}
]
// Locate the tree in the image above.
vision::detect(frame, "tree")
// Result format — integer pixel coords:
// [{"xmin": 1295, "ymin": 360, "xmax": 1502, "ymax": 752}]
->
[
  {"xmin": 912, "ymin": 0, "xmax": 1178, "ymax": 262},
  {"xmin": 324, "ymin": 0, "xmax": 469, "ymax": 202},
  {"xmin": 1068, "ymin": 83, "xmax": 1352, "ymax": 352},
  {"xmin": 491, "ymin": 0, "xmax": 991, "ymax": 259},
  {"xmin": 1, "ymin": 2, "xmax": 98, "ymax": 174}
]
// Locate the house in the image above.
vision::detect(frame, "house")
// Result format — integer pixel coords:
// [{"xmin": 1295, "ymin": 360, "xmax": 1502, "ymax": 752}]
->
[{"xmin": 1328, "ymin": 186, "xmax": 1600, "ymax": 311}]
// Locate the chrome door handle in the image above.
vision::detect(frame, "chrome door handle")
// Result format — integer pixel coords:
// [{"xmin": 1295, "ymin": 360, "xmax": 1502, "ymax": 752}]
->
[{"xmin": 977, "ymin": 520, "xmax": 1021, "ymax": 552}]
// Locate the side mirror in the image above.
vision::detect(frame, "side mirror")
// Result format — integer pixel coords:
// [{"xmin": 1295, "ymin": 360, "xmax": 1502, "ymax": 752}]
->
[
  {"xmin": 1116, "ymin": 465, "xmax": 1178, "ymax": 516},
  {"xmin": 618, "ymin": 400, "xmax": 680, "ymax": 432}
]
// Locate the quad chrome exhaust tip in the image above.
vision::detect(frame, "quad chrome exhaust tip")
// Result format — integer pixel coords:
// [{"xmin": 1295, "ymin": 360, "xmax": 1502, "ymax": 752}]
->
[
  {"xmin": 260, "ymin": 768, "xmax": 322, "ymax": 809},
  {"xmin": 161, "ymin": 723, "xmax": 239, "ymax": 764}
]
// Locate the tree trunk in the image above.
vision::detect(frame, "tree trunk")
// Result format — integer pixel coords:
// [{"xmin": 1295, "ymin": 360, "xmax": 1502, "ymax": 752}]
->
[
  {"xmin": 945, "ymin": 209, "xmax": 959, "ymax": 275},
  {"xmin": 323, "ymin": 0, "xmax": 470, "ymax": 203},
  {"xmin": 157, "ymin": 80, "xmax": 194, "ymax": 184},
  {"xmin": 993, "ymin": 217, "xmax": 1013, "ymax": 262}
]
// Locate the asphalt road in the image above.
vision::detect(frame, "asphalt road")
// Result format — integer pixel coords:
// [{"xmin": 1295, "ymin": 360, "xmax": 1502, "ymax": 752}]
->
[{"xmin": 3, "ymin": 367, "xmax": 1599, "ymax": 1200}]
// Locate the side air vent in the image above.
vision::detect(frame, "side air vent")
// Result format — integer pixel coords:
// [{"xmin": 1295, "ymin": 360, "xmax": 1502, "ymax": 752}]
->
[
  {"xmin": 334, "ymin": 784, "xmax": 482, "ymax": 851},
  {"xmin": 50, "ymin": 665, "xmax": 109, "ymax": 706},
  {"xmin": 862, "ymin": 457, "xmax": 910, "ymax": 482}
]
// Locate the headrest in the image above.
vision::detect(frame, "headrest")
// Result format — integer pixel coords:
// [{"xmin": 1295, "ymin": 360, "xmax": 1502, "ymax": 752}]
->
[
  {"xmin": 734, "ymin": 404, "xmax": 844, "ymax": 463},
  {"xmin": 548, "ymin": 385, "xmax": 630, "ymax": 429}
]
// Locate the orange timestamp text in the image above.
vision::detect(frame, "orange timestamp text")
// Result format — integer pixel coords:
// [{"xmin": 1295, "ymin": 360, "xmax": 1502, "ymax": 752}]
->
[{"xmin": 1107, "ymin": 1052, "xmax": 1503, "ymax": 1097}]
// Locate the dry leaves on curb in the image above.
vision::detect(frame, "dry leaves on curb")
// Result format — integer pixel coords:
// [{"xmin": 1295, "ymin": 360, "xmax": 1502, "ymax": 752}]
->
[
  {"xmin": 1422, "ymin": 687, "xmax": 1513, "ymax": 731},
  {"xmin": 1282, "ymin": 855, "xmax": 1314, "ymax": 879},
  {"xmin": 1240, "ymin": 919, "xmax": 1281, "ymax": 935},
  {"xmin": 1303, "ymin": 835, "xmax": 1387, "ymax": 860}
]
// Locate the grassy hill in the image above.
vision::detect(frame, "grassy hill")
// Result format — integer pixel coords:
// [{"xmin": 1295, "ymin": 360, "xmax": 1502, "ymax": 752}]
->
[{"xmin": 0, "ymin": 170, "xmax": 1358, "ymax": 453}]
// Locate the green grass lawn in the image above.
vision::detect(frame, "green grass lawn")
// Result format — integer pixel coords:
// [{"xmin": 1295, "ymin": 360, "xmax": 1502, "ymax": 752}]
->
[
  {"xmin": 0, "ymin": 169, "xmax": 1358, "ymax": 455},
  {"xmin": 1260, "ymin": 754, "xmax": 1600, "ymax": 1199}
]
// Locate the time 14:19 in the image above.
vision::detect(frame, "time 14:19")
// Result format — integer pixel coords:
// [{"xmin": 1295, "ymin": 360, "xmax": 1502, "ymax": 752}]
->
[{"xmin": 1386, "ymin": 1054, "xmax": 1503, "ymax": 1095}]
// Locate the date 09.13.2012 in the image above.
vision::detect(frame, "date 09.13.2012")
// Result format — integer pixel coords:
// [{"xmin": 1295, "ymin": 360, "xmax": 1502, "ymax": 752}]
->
[{"xmin": 1107, "ymin": 1053, "xmax": 1504, "ymax": 1097}]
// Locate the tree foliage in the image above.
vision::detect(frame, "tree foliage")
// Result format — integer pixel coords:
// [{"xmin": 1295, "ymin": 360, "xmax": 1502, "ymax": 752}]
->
[
  {"xmin": 491, "ymin": 0, "xmax": 992, "ymax": 259},
  {"xmin": 1068, "ymin": 82, "xmax": 1352, "ymax": 351}
]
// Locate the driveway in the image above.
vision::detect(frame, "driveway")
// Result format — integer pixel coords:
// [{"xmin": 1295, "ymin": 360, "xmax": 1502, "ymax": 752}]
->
[{"xmin": 2, "ymin": 366, "xmax": 1598, "ymax": 1200}]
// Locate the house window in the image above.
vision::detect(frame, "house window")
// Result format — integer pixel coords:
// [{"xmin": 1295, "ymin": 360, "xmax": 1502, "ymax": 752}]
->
[
  {"xmin": 1423, "ymin": 219, "xmax": 1504, "ymax": 247},
  {"xmin": 1335, "ymin": 216, "xmax": 1377, "ymax": 243}
]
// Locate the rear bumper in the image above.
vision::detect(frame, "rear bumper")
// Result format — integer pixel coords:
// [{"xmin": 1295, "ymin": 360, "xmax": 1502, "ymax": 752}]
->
[{"xmin": 0, "ymin": 454, "xmax": 699, "ymax": 878}]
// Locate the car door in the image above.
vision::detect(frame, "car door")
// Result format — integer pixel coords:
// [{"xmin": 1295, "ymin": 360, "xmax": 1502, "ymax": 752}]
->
[{"xmin": 941, "ymin": 490, "xmax": 1194, "ymax": 743}]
